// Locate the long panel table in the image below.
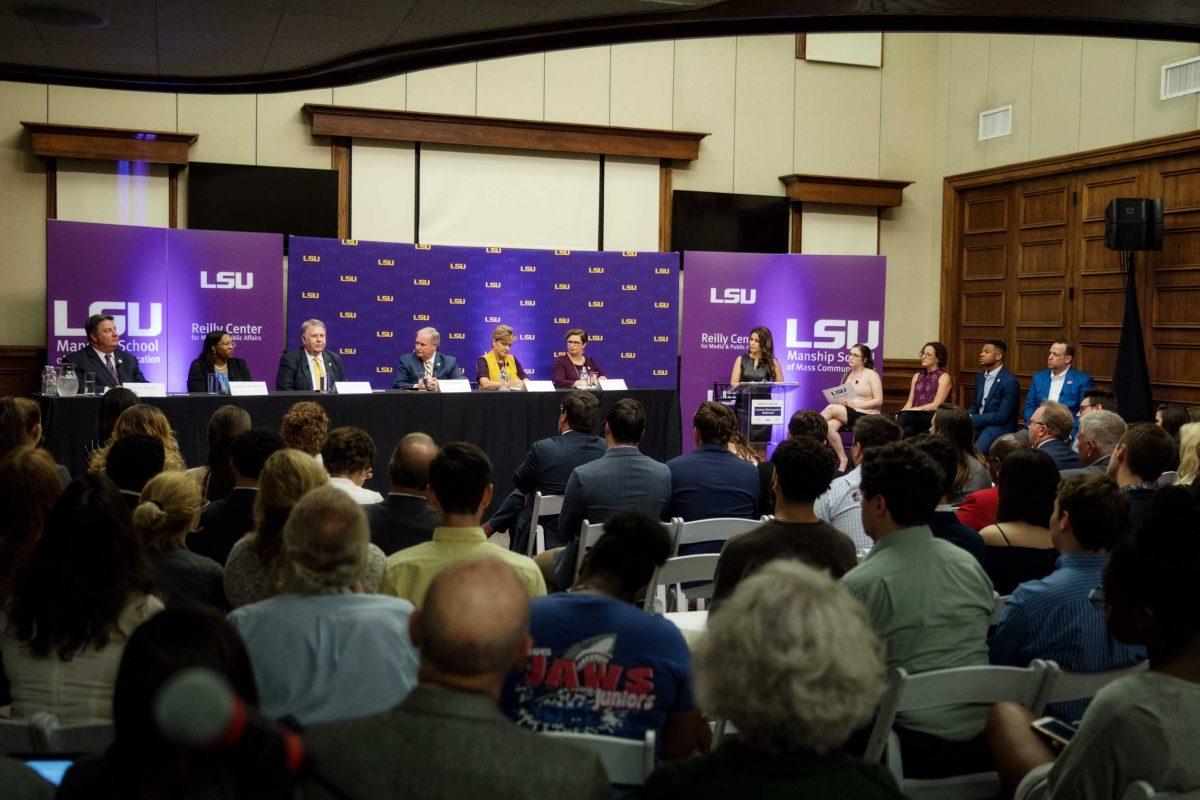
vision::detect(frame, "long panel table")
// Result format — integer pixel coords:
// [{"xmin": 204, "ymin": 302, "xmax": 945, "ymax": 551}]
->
[{"xmin": 39, "ymin": 389, "xmax": 681, "ymax": 513}]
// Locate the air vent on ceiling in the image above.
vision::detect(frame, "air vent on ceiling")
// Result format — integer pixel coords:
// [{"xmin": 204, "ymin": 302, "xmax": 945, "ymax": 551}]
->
[
  {"xmin": 1162, "ymin": 55, "xmax": 1200, "ymax": 100},
  {"xmin": 978, "ymin": 105, "xmax": 1012, "ymax": 142}
]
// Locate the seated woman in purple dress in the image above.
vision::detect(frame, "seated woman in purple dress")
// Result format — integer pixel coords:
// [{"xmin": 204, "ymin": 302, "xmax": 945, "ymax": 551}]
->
[
  {"xmin": 897, "ymin": 341, "xmax": 952, "ymax": 438},
  {"xmin": 551, "ymin": 328, "xmax": 605, "ymax": 389}
]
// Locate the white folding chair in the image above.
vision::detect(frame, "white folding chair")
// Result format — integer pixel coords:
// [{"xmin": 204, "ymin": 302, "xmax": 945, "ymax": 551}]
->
[
  {"xmin": 863, "ymin": 663, "xmax": 1052, "ymax": 800},
  {"xmin": 1122, "ymin": 780, "xmax": 1200, "ymax": 800},
  {"xmin": 0, "ymin": 718, "xmax": 37, "ymax": 755},
  {"xmin": 990, "ymin": 593, "xmax": 1010, "ymax": 625},
  {"xmin": 642, "ymin": 554, "xmax": 721, "ymax": 613},
  {"xmin": 542, "ymin": 729, "xmax": 656, "ymax": 786},
  {"xmin": 670, "ymin": 518, "xmax": 760, "ymax": 606},
  {"xmin": 30, "ymin": 712, "xmax": 114, "ymax": 754},
  {"xmin": 525, "ymin": 492, "xmax": 563, "ymax": 557},
  {"xmin": 759, "ymin": 515, "xmax": 774, "ymax": 523},
  {"xmin": 575, "ymin": 518, "xmax": 678, "ymax": 586},
  {"xmin": 1030, "ymin": 658, "xmax": 1149, "ymax": 717}
]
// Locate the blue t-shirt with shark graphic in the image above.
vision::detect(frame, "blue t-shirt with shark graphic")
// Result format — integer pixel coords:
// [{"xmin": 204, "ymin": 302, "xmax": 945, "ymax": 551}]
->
[{"xmin": 500, "ymin": 593, "xmax": 695, "ymax": 742}]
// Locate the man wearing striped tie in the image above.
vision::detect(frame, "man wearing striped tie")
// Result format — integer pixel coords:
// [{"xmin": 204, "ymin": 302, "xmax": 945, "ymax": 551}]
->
[
  {"xmin": 275, "ymin": 318, "xmax": 345, "ymax": 391},
  {"xmin": 392, "ymin": 327, "xmax": 464, "ymax": 391},
  {"xmin": 61, "ymin": 314, "xmax": 147, "ymax": 390}
]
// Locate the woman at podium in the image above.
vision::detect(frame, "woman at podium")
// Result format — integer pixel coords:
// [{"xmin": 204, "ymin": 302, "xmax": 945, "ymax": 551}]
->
[
  {"xmin": 820, "ymin": 343, "xmax": 883, "ymax": 472},
  {"xmin": 729, "ymin": 326, "xmax": 785, "ymax": 446}
]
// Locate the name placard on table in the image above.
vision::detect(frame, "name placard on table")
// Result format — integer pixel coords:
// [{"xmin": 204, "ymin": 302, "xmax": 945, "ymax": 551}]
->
[
  {"xmin": 438, "ymin": 379, "xmax": 472, "ymax": 394},
  {"xmin": 598, "ymin": 378, "xmax": 627, "ymax": 390},
  {"xmin": 334, "ymin": 381, "xmax": 373, "ymax": 395},
  {"xmin": 124, "ymin": 382, "xmax": 166, "ymax": 398},
  {"xmin": 524, "ymin": 380, "xmax": 556, "ymax": 393},
  {"xmin": 228, "ymin": 381, "xmax": 270, "ymax": 397}
]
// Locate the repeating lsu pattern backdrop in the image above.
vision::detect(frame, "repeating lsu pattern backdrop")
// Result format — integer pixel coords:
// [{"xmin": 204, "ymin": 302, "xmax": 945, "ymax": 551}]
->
[{"xmin": 286, "ymin": 237, "xmax": 679, "ymax": 389}]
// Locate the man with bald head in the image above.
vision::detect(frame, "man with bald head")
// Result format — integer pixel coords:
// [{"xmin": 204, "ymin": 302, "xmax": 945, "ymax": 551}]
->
[
  {"xmin": 300, "ymin": 557, "xmax": 610, "ymax": 800},
  {"xmin": 955, "ymin": 433, "xmax": 1030, "ymax": 531},
  {"xmin": 365, "ymin": 432, "xmax": 441, "ymax": 556},
  {"xmin": 392, "ymin": 327, "xmax": 465, "ymax": 390}
]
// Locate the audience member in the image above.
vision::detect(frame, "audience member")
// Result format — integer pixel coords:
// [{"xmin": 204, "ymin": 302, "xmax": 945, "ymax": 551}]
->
[
  {"xmin": 814, "ymin": 414, "xmax": 902, "ymax": 551},
  {"xmin": 302, "ymin": 557, "xmax": 609, "ymax": 800},
  {"xmin": 104, "ymin": 433, "xmax": 165, "ymax": 507},
  {"xmin": 1027, "ymin": 400, "xmax": 1082, "ymax": 471},
  {"xmin": 191, "ymin": 428, "xmax": 284, "ymax": 566},
  {"xmin": 133, "ymin": 471, "xmax": 225, "ymax": 611},
  {"xmin": 85, "ymin": 387, "xmax": 140, "ymax": 461},
  {"xmin": 380, "ymin": 442, "xmax": 546, "ymax": 605},
  {"xmin": 987, "ymin": 487, "xmax": 1200, "ymax": 800},
  {"xmin": 726, "ymin": 426, "xmax": 761, "ymax": 466},
  {"xmin": 1023, "ymin": 341, "xmax": 1094, "ymax": 435},
  {"xmin": 1107, "ymin": 423, "xmax": 1178, "ymax": 538},
  {"xmin": 967, "ymin": 339, "xmax": 1021, "ymax": 456},
  {"xmin": 88, "ymin": 404, "xmax": 186, "ymax": 473},
  {"xmin": 757, "ymin": 408, "xmax": 830, "ymax": 517},
  {"xmin": 0, "ymin": 396, "xmax": 70, "ymax": 486},
  {"xmin": 55, "ymin": 606, "xmax": 262, "ymax": 800},
  {"xmin": 502, "ymin": 512, "xmax": 709, "ymax": 758},
  {"xmin": 365, "ymin": 432, "xmax": 440, "ymax": 556},
  {"xmin": 931, "ymin": 403, "xmax": 992, "ymax": 502},
  {"xmin": 1156, "ymin": 403, "xmax": 1189, "ymax": 444},
  {"xmin": 322, "ymin": 425, "xmax": 384, "ymax": 504},
  {"xmin": 0, "ymin": 447, "xmax": 62, "ymax": 606},
  {"xmin": 0, "ymin": 758, "xmax": 52, "ymax": 800},
  {"xmin": 1061, "ymin": 408, "xmax": 1126, "ymax": 478},
  {"xmin": 980, "ymin": 449, "xmax": 1060, "ymax": 594},
  {"xmin": 667, "ymin": 401, "xmax": 760, "ymax": 523},
  {"xmin": 711, "ymin": 438, "xmax": 856, "ymax": 609},
  {"xmin": 911, "ymin": 435, "xmax": 986, "ymax": 564},
  {"xmin": 230, "ymin": 486, "xmax": 419, "ymax": 725},
  {"xmin": 841, "ymin": 441, "xmax": 994, "ymax": 777},
  {"xmin": 646, "ymin": 561, "xmax": 903, "ymax": 800},
  {"xmin": 897, "ymin": 341, "xmax": 952, "ymax": 438},
  {"xmin": 988, "ymin": 475, "xmax": 1144, "ymax": 722},
  {"xmin": 483, "ymin": 390, "xmax": 606, "ymax": 552},
  {"xmin": 280, "ymin": 400, "xmax": 329, "ymax": 461},
  {"xmin": 956, "ymin": 433, "xmax": 1029, "ymax": 531},
  {"xmin": 541, "ymin": 399, "xmax": 671, "ymax": 592},
  {"xmin": 2, "ymin": 473, "xmax": 162, "ymax": 721},
  {"xmin": 1077, "ymin": 387, "xmax": 1117, "ymax": 417},
  {"xmin": 1175, "ymin": 422, "xmax": 1199, "ymax": 486},
  {"xmin": 185, "ymin": 404, "xmax": 250, "ymax": 503}
]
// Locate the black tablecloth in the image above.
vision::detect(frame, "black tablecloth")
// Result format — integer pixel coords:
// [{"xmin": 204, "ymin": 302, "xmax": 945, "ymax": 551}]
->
[{"xmin": 39, "ymin": 389, "xmax": 681, "ymax": 513}]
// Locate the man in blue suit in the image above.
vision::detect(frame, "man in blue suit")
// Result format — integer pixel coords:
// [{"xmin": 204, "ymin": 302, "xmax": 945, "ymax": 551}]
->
[
  {"xmin": 666, "ymin": 401, "xmax": 760, "ymax": 526},
  {"xmin": 1024, "ymin": 340, "xmax": 1094, "ymax": 436},
  {"xmin": 61, "ymin": 314, "xmax": 147, "ymax": 389},
  {"xmin": 275, "ymin": 319, "xmax": 345, "ymax": 391},
  {"xmin": 392, "ymin": 327, "xmax": 464, "ymax": 390},
  {"xmin": 484, "ymin": 391, "xmax": 607, "ymax": 554},
  {"xmin": 966, "ymin": 339, "xmax": 1021, "ymax": 456}
]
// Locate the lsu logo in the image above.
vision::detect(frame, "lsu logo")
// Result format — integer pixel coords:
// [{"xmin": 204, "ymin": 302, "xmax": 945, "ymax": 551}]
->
[
  {"xmin": 413, "ymin": 278, "xmax": 430, "ymax": 286},
  {"xmin": 520, "ymin": 300, "xmax": 536, "ymax": 307},
  {"xmin": 518, "ymin": 334, "xmax": 535, "ymax": 341},
  {"xmin": 654, "ymin": 301, "xmax": 670, "ymax": 309},
  {"xmin": 590, "ymin": 335, "xmax": 604, "ymax": 342},
  {"xmin": 339, "ymin": 311, "xmax": 357, "ymax": 319},
  {"xmin": 786, "ymin": 319, "xmax": 881, "ymax": 350},
  {"xmin": 653, "ymin": 336, "xmax": 669, "ymax": 343},
  {"xmin": 554, "ymin": 250, "xmax": 571, "ymax": 256},
  {"xmin": 554, "ymin": 317, "xmax": 570, "ymax": 325},
  {"xmin": 554, "ymin": 283, "xmax": 570, "ymax": 290},
  {"xmin": 412, "ymin": 314, "xmax": 430, "ymax": 321},
  {"xmin": 621, "ymin": 318, "xmax": 637, "ymax": 325},
  {"xmin": 588, "ymin": 301, "xmax": 604, "ymax": 308},
  {"xmin": 377, "ymin": 259, "xmax": 395, "ymax": 266},
  {"xmin": 339, "ymin": 347, "xmax": 357, "ymax": 355},
  {"xmin": 376, "ymin": 366, "xmax": 394, "ymax": 373},
  {"xmin": 340, "ymin": 275, "xmax": 357, "ymax": 283},
  {"xmin": 200, "ymin": 271, "xmax": 253, "ymax": 290},
  {"xmin": 588, "ymin": 267, "xmax": 604, "ymax": 274},
  {"xmin": 301, "ymin": 291, "xmax": 320, "ymax": 299},
  {"xmin": 376, "ymin": 331, "xmax": 394, "ymax": 338},
  {"xmin": 449, "ymin": 262, "xmax": 466, "ymax": 270},
  {"xmin": 53, "ymin": 300, "xmax": 162, "ymax": 337},
  {"xmin": 376, "ymin": 295, "xmax": 394, "ymax": 303},
  {"xmin": 620, "ymin": 352, "xmax": 636, "ymax": 360},
  {"xmin": 415, "ymin": 243, "xmax": 431, "ymax": 250},
  {"xmin": 655, "ymin": 268, "xmax": 671, "ymax": 275},
  {"xmin": 622, "ymin": 251, "xmax": 637, "ymax": 257},
  {"xmin": 653, "ymin": 369, "xmax": 668, "ymax": 376},
  {"xmin": 486, "ymin": 247, "xmax": 502, "ymax": 253},
  {"xmin": 554, "ymin": 351, "xmax": 565, "ymax": 357},
  {"xmin": 710, "ymin": 288, "xmax": 756, "ymax": 305},
  {"xmin": 449, "ymin": 333, "xmax": 466, "ymax": 340},
  {"xmin": 484, "ymin": 315, "xmax": 501, "ymax": 323},
  {"xmin": 621, "ymin": 284, "xmax": 637, "ymax": 291},
  {"xmin": 484, "ymin": 282, "xmax": 501, "ymax": 288},
  {"xmin": 449, "ymin": 298, "xmax": 466, "ymax": 305},
  {"xmin": 302, "ymin": 255, "xmax": 320, "ymax": 262},
  {"xmin": 340, "ymin": 239, "xmax": 358, "ymax": 246},
  {"xmin": 520, "ymin": 265, "xmax": 536, "ymax": 273}
]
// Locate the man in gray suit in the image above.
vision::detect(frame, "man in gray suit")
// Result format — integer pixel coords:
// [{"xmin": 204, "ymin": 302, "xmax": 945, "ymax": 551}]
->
[
  {"xmin": 1061, "ymin": 409, "xmax": 1126, "ymax": 479},
  {"xmin": 300, "ymin": 557, "xmax": 609, "ymax": 800},
  {"xmin": 537, "ymin": 398, "xmax": 671, "ymax": 592}
]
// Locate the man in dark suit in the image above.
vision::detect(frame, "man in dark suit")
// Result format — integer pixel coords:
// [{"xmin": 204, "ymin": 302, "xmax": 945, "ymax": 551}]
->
[
  {"xmin": 1023, "ymin": 340, "xmax": 1094, "ymax": 436},
  {"xmin": 484, "ymin": 391, "xmax": 606, "ymax": 554},
  {"xmin": 392, "ymin": 327, "xmax": 465, "ymax": 390},
  {"xmin": 539, "ymin": 399, "xmax": 671, "ymax": 592},
  {"xmin": 61, "ymin": 314, "xmax": 147, "ymax": 390},
  {"xmin": 191, "ymin": 428, "xmax": 284, "ymax": 565},
  {"xmin": 1061, "ymin": 409, "xmax": 1126, "ymax": 479},
  {"xmin": 666, "ymin": 401, "xmax": 760, "ymax": 524},
  {"xmin": 275, "ymin": 319, "xmax": 345, "ymax": 391},
  {"xmin": 1107, "ymin": 423, "xmax": 1178, "ymax": 539},
  {"xmin": 366, "ymin": 432, "xmax": 440, "ymax": 556},
  {"xmin": 966, "ymin": 339, "xmax": 1021, "ymax": 456},
  {"xmin": 1027, "ymin": 401, "xmax": 1082, "ymax": 471},
  {"xmin": 300, "ymin": 557, "xmax": 610, "ymax": 800}
]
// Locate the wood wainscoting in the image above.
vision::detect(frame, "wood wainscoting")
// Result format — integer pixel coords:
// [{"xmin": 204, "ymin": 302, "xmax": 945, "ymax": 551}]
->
[
  {"xmin": 881, "ymin": 358, "xmax": 922, "ymax": 414},
  {"xmin": 0, "ymin": 346, "xmax": 46, "ymax": 397}
]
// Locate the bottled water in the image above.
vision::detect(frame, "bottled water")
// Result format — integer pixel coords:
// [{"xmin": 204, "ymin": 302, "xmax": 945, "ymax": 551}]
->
[
  {"xmin": 499, "ymin": 366, "xmax": 510, "ymax": 391},
  {"xmin": 42, "ymin": 366, "xmax": 58, "ymax": 397}
]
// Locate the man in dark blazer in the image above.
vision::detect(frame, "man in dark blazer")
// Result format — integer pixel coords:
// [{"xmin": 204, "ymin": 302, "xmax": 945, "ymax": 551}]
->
[
  {"xmin": 392, "ymin": 327, "xmax": 464, "ymax": 390},
  {"xmin": 666, "ymin": 401, "xmax": 760, "ymax": 524},
  {"xmin": 966, "ymin": 339, "xmax": 1021, "ymax": 456},
  {"xmin": 191, "ymin": 429, "xmax": 284, "ymax": 566},
  {"xmin": 366, "ymin": 433, "xmax": 440, "ymax": 556},
  {"xmin": 275, "ymin": 319, "xmax": 344, "ymax": 391},
  {"xmin": 484, "ymin": 391, "xmax": 606, "ymax": 554},
  {"xmin": 61, "ymin": 314, "xmax": 147, "ymax": 389},
  {"xmin": 1061, "ymin": 409, "xmax": 1126, "ymax": 479},
  {"xmin": 1028, "ymin": 401, "xmax": 1082, "ymax": 471},
  {"xmin": 541, "ymin": 399, "xmax": 671, "ymax": 592},
  {"xmin": 300, "ymin": 558, "xmax": 610, "ymax": 800}
]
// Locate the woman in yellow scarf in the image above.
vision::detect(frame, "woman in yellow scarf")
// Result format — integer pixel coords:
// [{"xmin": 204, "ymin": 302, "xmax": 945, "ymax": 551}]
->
[{"xmin": 476, "ymin": 324, "xmax": 527, "ymax": 390}]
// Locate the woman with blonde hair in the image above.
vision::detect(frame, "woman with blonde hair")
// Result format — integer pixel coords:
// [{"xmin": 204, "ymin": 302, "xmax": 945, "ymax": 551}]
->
[
  {"xmin": 476, "ymin": 324, "xmax": 527, "ymax": 390},
  {"xmin": 1174, "ymin": 422, "xmax": 1200, "ymax": 486},
  {"xmin": 133, "ymin": 471, "xmax": 225, "ymax": 611},
  {"xmin": 90, "ymin": 405, "xmax": 186, "ymax": 473}
]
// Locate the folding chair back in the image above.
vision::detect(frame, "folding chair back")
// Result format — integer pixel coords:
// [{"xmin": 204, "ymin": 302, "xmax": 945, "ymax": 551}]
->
[
  {"xmin": 1031, "ymin": 658, "xmax": 1149, "ymax": 716},
  {"xmin": 990, "ymin": 593, "xmax": 1010, "ymax": 625},
  {"xmin": 542, "ymin": 729, "xmax": 656, "ymax": 785},
  {"xmin": 30, "ymin": 712, "xmax": 114, "ymax": 755},
  {"xmin": 673, "ymin": 518, "xmax": 759, "ymax": 553},
  {"xmin": 0, "ymin": 719, "xmax": 36, "ymax": 755},
  {"xmin": 525, "ymin": 492, "xmax": 563, "ymax": 556},
  {"xmin": 642, "ymin": 554, "xmax": 721, "ymax": 611},
  {"xmin": 1121, "ymin": 781, "xmax": 1200, "ymax": 800}
]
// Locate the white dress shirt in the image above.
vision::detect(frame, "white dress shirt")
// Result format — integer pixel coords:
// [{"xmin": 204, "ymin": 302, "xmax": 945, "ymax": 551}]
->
[
  {"xmin": 1048, "ymin": 367, "xmax": 1070, "ymax": 403},
  {"xmin": 814, "ymin": 465, "xmax": 871, "ymax": 551},
  {"xmin": 979, "ymin": 366, "xmax": 1001, "ymax": 407},
  {"xmin": 329, "ymin": 476, "xmax": 384, "ymax": 505},
  {"xmin": 306, "ymin": 351, "xmax": 327, "ymax": 390}
]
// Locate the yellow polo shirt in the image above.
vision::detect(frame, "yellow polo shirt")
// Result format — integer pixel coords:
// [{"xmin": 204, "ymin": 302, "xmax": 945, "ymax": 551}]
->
[{"xmin": 378, "ymin": 526, "xmax": 547, "ymax": 607}]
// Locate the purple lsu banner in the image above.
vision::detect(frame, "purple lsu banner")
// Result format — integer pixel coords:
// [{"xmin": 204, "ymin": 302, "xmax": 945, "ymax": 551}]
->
[
  {"xmin": 680, "ymin": 251, "xmax": 886, "ymax": 449},
  {"xmin": 47, "ymin": 220, "xmax": 284, "ymax": 393},
  {"xmin": 286, "ymin": 237, "xmax": 679, "ymax": 389}
]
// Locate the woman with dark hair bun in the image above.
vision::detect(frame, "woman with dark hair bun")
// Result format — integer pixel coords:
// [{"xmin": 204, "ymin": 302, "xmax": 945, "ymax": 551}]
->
[
  {"xmin": 897, "ymin": 341, "xmax": 952, "ymax": 438},
  {"xmin": 186, "ymin": 329, "xmax": 252, "ymax": 394},
  {"xmin": 979, "ymin": 448, "xmax": 1060, "ymax": 594}
]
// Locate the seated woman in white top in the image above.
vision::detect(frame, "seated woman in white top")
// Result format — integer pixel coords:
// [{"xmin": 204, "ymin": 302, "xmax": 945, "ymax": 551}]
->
[
  {"xmin": 321, "ymin": 426, "xmax": 384, "ymax": 505},
  {"xmin": 819, "ymin": 343, "xmax": 884, "ymax": 472},
  {"xmin": 2, "ymin": 473, "xmax": 163, "ymax": 722}
]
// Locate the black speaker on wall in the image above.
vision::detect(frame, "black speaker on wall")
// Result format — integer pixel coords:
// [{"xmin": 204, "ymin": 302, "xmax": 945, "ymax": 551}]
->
[{"xmin": 1104, "ymin": 198, "xmax": 1163, "ymax": 251}]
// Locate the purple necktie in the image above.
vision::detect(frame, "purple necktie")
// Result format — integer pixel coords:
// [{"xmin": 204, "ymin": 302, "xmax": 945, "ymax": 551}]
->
[{"xmin": 104, "ymin": 353, "xmax": 119, "ymax": 384}]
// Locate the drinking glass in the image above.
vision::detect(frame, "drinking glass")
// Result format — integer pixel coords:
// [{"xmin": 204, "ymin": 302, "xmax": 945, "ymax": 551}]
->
[
  {"xmin": 207, "ymin": 373, "xmax": 220, "ymax": 394},
  {"xmin": 82, "ymin": 372, "xmax": 96, "ymax": 395}
]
